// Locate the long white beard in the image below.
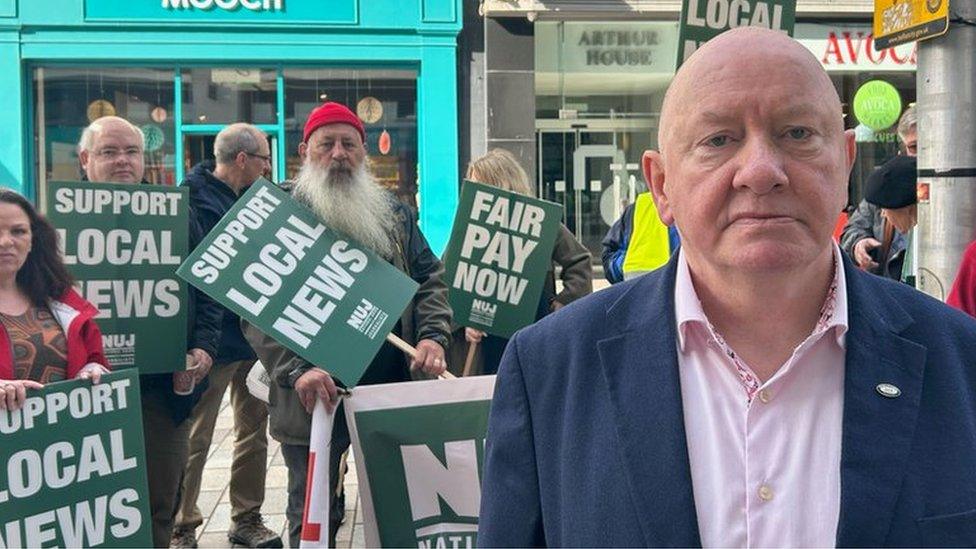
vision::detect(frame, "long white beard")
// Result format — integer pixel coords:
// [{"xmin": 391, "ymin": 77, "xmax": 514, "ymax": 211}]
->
[{"xmin": 292, "ymin": 159, "xmax": 397, "ymax": 260}]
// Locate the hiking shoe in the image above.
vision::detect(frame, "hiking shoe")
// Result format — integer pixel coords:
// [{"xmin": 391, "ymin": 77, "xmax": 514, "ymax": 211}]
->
[
  {"xmin": 228, "ymin": 513, "xmax": 283, "ymax": 548},
  {"xmin": 170, "ymin": 526, "xmax": 198, "ymax": 549}
]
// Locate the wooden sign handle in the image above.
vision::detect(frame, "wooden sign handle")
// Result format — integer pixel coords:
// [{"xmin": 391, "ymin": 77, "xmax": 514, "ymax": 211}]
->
[
  {"xmin": 386, "ymin": 333, "xmax": 456, "ymax": 380},
  {"xmin": 463, "ymin": 341, "xmax": 479, "ymax": 377}
]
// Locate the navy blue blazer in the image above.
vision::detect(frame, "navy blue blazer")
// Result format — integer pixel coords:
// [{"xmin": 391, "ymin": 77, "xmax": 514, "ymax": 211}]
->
[{"xmin": 479, "ymin": 252, "xmax": 976, "ymax": 547}]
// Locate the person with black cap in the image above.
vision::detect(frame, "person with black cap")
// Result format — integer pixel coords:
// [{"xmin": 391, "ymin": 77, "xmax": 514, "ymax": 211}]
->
[
  {"xmin": 843, "ymin": 155, "xmax": 918, "ymax": 282},
  {"xmin": 841, "ymin": 107, "xmax": 918, "ymax": 282}
]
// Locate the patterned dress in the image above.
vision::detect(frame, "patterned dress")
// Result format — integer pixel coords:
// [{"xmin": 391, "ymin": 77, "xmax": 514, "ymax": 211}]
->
[{"xmin": 2, "ymin": 305, "xmax": 69, "ymax": 383}]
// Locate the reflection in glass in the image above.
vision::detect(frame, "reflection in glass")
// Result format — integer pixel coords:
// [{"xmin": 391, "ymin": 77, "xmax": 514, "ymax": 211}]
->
[
  {"xmin": 33, "ymin": 67, "xmax": 178, "ymax": 195},
  {"xmin": 283, "ymin": 68, "xmax": 418, "ymax": 208}
]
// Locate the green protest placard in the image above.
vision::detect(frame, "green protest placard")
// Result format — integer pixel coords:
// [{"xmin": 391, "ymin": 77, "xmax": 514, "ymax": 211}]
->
[
  {"xmin": 176, "ymin": 179, "xmax": 419, "ymax": 387},
  {"xmin": 0, "ymin": 370, "xmax": 152, "ymax": 547},
  {"xmin": 45, "ymin": 181, "xmax": 189, "ymax": 374},
  {"xmin": 342, "ymin": 376, "xmax": 496, "ymax": 548},
  {"xmin": 441, "ymin": 181, "xmax": 563, "ymax": 339},
  {"xmin": 676, "ymin": 0, "xmax": 797, "ymax": 67}
]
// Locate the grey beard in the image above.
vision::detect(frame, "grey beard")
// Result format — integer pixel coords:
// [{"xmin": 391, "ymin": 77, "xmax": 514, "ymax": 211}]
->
[{"xmin": 291, "ymin": 160, "xmax": 397, "ymax": 260}]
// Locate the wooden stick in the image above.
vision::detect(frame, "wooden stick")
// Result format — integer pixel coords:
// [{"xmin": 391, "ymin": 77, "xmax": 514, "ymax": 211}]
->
[
  {"xmin": 463, "ymin": 341, "xmax": 479, "ymax": 377},
  {"xmin": 386, "ymin": 333, "xmax": 455, "ymax": 380},
  {"xmin": 386, "ymin": 333, "xmax": 417, "ymax": 358}
]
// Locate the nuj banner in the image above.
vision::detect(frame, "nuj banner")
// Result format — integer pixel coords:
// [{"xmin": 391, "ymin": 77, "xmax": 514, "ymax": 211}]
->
[
  {"xmin": 0, "ymin": 370, "xmax": 152, "ymax": 547},
  {"xmin": 45, "ymin": 181, "xmax": 189, "ymax": 373},
  {"xmin": 176, "ymin": 178, "xmax": 419, "ymax": 387},
  {"xmin": 676, "ymin": 0, "xmax": 797, "ymax": 67},
  {"xmin": 303, "ymin": 376, "xmax": 495, "ymax": 548},
  {"xmin": 442, "ymin": 181, "xmax": 562, "ymax": 338}
]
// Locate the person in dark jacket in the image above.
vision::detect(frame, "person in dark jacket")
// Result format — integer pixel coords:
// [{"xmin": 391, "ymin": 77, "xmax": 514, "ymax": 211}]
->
[
  {"xmin": 79, "ymin": 116, "xmax": 222, "ymax": 548},
  {"xmin": 171, "ymin": 124, "xmax": 282, "ymax": 549},
  {"xmin": 840, "ymin": 106, "xmax": 917, "ymax": 280},
  {"xmin": 242, "ymin": 102, "xmax": 452, "ymax": 549}
]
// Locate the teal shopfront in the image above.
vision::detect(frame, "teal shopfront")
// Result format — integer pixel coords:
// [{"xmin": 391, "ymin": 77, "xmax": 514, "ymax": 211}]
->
[{"xmin": 0, "ymin": 0, "xmax": 462, "ymax": 252}]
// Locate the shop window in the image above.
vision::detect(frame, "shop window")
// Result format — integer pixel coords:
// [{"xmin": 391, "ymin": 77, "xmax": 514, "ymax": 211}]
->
[
  {"xmin": 32, "ymin": 66, "xmax": 178, "ymax": 196},
  {"xmin": 282, "ymin": 68, "xmax": 418, "ymax": 207},
  {"xmin": 833, "ymin": 72, "xmax": 916, "ymax": 207},
  {"xmin": 180, "ymin": 68, "xmax": 278, "ymax": 126}
]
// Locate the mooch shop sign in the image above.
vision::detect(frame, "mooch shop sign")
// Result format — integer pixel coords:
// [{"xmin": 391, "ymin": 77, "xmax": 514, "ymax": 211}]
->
[{"xmin": 84, "ymin": 0, "xmax": 357, "ymax": 23}]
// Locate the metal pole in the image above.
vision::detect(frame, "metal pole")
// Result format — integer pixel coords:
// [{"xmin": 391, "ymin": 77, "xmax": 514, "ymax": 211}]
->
[{"xmin": 915, "ymin": 3, "xmax": 976, "ymax": 301}]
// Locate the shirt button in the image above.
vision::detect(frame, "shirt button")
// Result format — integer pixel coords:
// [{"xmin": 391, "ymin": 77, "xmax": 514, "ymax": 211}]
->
[
  {"xmin": 758, "ymin": 485, "xmax": 774, "ymax": 501},
  {"xmin": 758, "ymin": 389, "xmax": 772, "ymax": 404}
]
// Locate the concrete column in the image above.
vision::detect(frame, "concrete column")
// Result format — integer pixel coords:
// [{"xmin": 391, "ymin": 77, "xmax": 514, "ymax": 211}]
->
[{"xmin": 915, "ymin": 5, "xmax": 976, "ymax": 300}]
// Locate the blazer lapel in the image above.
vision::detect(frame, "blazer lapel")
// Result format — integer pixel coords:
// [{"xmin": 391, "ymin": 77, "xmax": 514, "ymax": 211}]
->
[
  {"xmin": 836, "ymin": 259, "xmax": 927, "ymax": 547},
  {"xmin": 597, "ymin": 258, "xmax": 701, "ymax": 547}
]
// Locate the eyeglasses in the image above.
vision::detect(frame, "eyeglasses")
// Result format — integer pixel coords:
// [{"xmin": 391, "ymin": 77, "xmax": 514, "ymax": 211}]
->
[
  {"xmin": 93, "ymin": 147, "xmax": 143, "ymax": 160},
  {"xmin": 246, "ymin": 152, "xmax": 272, "ymax": 163}
]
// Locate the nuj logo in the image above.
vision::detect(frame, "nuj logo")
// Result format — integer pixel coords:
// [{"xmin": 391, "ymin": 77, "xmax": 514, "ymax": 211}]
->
[
  {"xmin": 161, "ymin": 0, "xmax": 283, "ymax": 11},
  {"xmin": 471, "ymin": 300, "xmax": 497, "ymax": 317},
  {"xmin": 401, "ymin": 440, "xmax": 483, "ymax": 547},
  {"xmin": 102, "ymin": 334, "xmax": 135, "ymax": 349}
]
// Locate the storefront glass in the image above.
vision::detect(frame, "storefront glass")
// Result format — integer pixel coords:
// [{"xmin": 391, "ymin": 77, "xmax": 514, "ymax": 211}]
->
[
  {"xmin": 535, "ymin": 20, "xmax": 918, "ymax": 267},
  {"xmin": 282, "ymin": 68, "xmax": 418, "ymax": 206},
  {"xmin": 33, "ymin": 66, "xmax": 419, "ymax": 207},
  {"xmin": 535, "ymin": 20, "xmax": 676, "ymax": 261},
  {"xmin": 33, "ymin": 67, "xmax": 178, "ymax": 187},
  {"xmin": 181, "ymin": 68, "xmax": 278, "ymax": 125}
]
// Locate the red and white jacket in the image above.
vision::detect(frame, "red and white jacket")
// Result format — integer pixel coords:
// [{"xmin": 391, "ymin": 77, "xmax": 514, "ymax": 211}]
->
[{"xmin": 0, "ymin": 288, "xmax": 109, "ymax": 380}]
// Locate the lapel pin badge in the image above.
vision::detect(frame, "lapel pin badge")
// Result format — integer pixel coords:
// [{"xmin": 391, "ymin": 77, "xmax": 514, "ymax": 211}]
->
[{"xmin": 876, "ymin": 383, "xmax": 901, "ymax": 399}]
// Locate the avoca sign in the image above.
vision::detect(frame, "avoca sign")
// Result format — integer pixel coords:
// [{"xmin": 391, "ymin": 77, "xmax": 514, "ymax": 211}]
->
[{"xmin": 853, "ymin": 80, "xmax": 903, "ymax": 131}]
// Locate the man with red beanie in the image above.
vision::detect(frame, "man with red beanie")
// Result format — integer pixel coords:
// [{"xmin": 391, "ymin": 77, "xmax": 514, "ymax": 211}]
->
[{"xmin": 242, "ymin": 101, "xmax": 453, "ymax": 548}]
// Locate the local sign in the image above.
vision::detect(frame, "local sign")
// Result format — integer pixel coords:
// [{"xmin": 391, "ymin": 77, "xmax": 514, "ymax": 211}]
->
[
  {"xmin": 873, "ymin": 0, "xmax": 949, "ymax": 49},
  {"xmin": 676, "ymin": 0, "xmax": 797, "ymax": 67}
]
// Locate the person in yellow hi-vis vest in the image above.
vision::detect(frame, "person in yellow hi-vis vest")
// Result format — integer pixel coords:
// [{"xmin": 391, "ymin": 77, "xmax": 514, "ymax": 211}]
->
[{"xmin": 602, "ymin": 192, "xmax": 680, "ymax": 283}]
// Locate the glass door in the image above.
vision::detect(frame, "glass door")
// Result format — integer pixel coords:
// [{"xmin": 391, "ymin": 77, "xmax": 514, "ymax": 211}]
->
[{"xmin": 538, "ymin": 129, "xmax": 643, "ymax": 264}]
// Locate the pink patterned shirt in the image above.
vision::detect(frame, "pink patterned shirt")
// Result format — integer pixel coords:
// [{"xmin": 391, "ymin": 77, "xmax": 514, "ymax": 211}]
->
[{"xmin": 675, "ymin": 246, "xmax": 847, "ymax": 548}]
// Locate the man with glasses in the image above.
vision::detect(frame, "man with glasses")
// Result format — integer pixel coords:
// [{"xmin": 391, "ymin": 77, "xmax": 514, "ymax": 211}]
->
[
  {"xmin": 78, "ymin": 116, "xmax": 222, "ymax": 548},
  {"xmin": 171, "ymin": 123, "xmax": 282, "ymax": 549},
  {"xmin": 79, "ymin": 115, "xmax": 147, "ymax": 184}
]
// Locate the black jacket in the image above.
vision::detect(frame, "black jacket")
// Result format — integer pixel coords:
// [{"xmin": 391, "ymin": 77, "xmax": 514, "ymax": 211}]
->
[
  {"xmin": 182, "ymin": 161, "xmax": 257, "ymax": 365},
  {"xmin": 140, "ymin": 178, "xmax": 223, "ymax": 425}
]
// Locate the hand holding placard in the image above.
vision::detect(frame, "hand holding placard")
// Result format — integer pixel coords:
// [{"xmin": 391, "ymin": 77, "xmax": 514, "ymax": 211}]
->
[
  {"xmin": 177, "ymin": 180, "xmax": 419, "ymax": 389},
  {"xmin": 442, "ymin": 181, "xmax": 563, "ymax": 339}
]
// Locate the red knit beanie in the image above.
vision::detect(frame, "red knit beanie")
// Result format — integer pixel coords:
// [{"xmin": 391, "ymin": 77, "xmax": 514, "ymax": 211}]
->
[{"xmin": 302, "ymin": 102, "xmax": 366, "ymax": 144}]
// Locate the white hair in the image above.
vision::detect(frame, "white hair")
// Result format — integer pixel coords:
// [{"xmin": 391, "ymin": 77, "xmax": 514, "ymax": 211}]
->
[
  {"xmin": 897, "ymin": 105, "xmax": 917, "ymax": 142},
  {"xmin": 291, "ymin": 159, "xmax": 396, "ymax": 260},
  {"xmin": 78, "ymin": 116, "xmax": 145, "ymax": 152}
]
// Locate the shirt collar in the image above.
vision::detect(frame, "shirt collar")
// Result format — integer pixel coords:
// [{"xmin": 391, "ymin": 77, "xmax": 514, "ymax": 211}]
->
[{"xmin": 675, "ymin": 245, "xmax": 849, "ymax": 353}]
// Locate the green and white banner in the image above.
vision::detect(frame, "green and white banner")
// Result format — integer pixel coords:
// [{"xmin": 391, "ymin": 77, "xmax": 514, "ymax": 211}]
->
[
  {"xmin": 177, "ymin": 179, "xmax": 419, "ymax": 388},
  {"xmin": 303, "ymin": 376, "xmax": 495, "ymax": 548},
  {"xmin": 442, "ymin": 181, "xmax": 562, "ymax": 338},
  {"xmin": 676, "ymin": 0, "xmax": 797, "ymax": 67},
  {"xmin": 46, "ymin": 181, "xmax": 189, "ymax": 374},
  {"xmin": 0, "ymin": 370, "xmax": 152, "ymax": 547}
]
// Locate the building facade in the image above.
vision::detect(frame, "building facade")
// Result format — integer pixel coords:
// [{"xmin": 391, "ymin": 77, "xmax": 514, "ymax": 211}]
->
[
  {"xmin": 0, "ymin": 0, "xmax": 462, "ymax": 252},
  {"xmin": 468, "ymin": 0, "xmax": 915, "ymax": 264}
]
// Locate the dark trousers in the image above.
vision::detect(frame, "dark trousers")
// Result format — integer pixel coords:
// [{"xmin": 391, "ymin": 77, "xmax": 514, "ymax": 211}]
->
[
  {"xmin": 141, "ymin": 389, "xmax": 191, "ymax": 548},
  {"xmin": 281, "ymin": 433, "xmax": 348, "ymax": 549},
  {"xmin": 279, "ymin": 339, "xmax": 407, "ymax": 547}
]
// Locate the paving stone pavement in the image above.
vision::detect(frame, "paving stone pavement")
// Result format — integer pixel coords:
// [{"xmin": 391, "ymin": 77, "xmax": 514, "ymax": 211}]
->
[{"xmin": 190, "ymin": 394, "xmax": 364, "ymax": 549}]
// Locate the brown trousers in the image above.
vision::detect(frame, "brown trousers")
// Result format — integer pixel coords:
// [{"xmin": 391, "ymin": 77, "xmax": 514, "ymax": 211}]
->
[{"xmin": 174, "ymin": 359, "xmax": 269, "ymax": 530}]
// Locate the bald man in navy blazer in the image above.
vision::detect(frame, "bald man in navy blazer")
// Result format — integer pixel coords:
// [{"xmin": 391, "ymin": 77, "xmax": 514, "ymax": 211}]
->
[{"xmin": 479, "ymin": 28, "xmax": 976, "ymax": 548}]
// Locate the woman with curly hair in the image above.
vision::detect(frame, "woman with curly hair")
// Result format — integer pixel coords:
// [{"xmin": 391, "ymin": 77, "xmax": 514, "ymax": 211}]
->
[{"xmin": 0, "ymin": 189, "xmax": 108, "ymax": 411}]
